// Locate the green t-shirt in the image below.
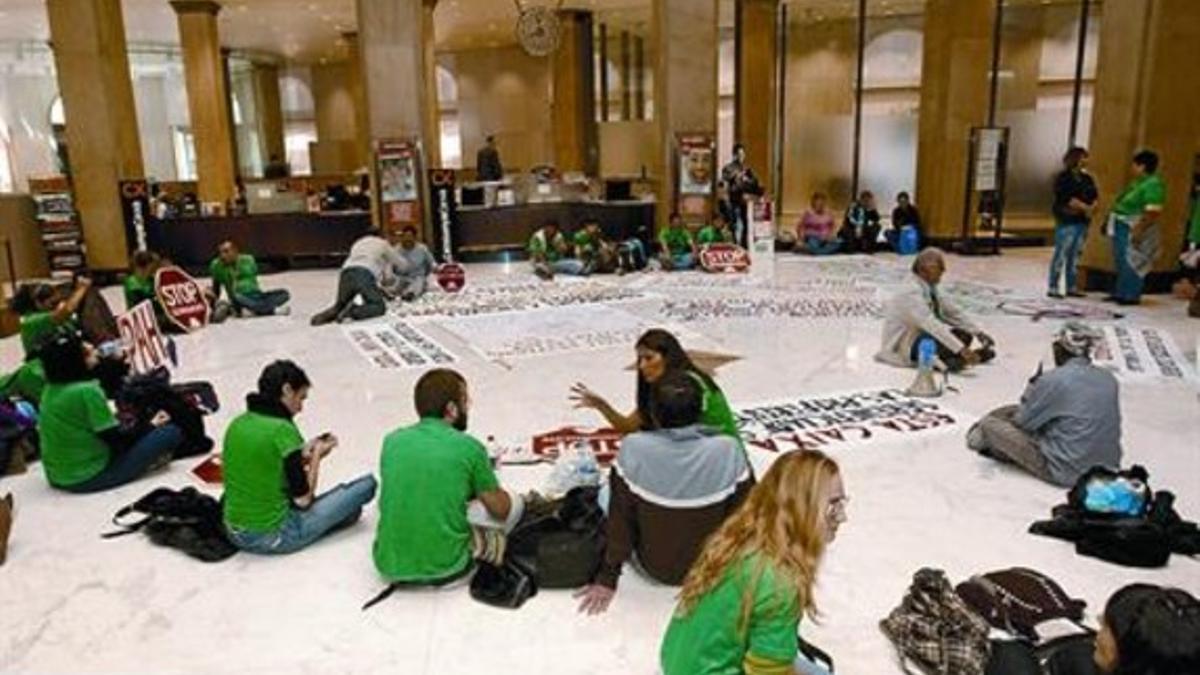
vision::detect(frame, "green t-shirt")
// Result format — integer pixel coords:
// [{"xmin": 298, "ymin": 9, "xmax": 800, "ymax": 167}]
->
[
  {"xmin": 697, "ymin": 225, "xmax": 730, "ymax": 245},
  {"xmin": 1112, "ymin": 174, "xmax": 1166, "ymax": 217},
  {"xmin": 39, "ymin": 380, "xmax": 117, "ymax": 487},
  {"xmin": 19, "ymin": 311, "xmax": 58, "ymax": 357},
  {"xmin": 374, "ymin": 417, "xmax": 500, "ymax": 582},
  {"xmin": 1188, "ymin": 188, "xmax": 1200, "ymax": 245},
  {"xmin": 698, "ymin": 376, "xmax": 740, "ymax": 441},
  {"xmin": 123, "ymin": 274, "xmax": 156, "ymax": 310},
  {"xmin": 661, "ymin": 555, "xmax": 801, "ymax": 675},
  {"xmin": 660, "ymin": 226, "xmax": 695, "ymax": 256},
  {"xmin": 528, "ymin": 230, "xmax": 567, "ymax": 263},
  {"xmin": 573, "ymin": 230, "xmax": 598, "ymax": 255},
  {"xmin": 0, "ymin": 359, "xmax": 47, "ymax": 403},
  {"xmin": 222, "ymin": 410, "xmax": 305, "ymax": 533},
  {"xmin": 209, "ymin": 254, "xmax": 261, "ymax": 298}
]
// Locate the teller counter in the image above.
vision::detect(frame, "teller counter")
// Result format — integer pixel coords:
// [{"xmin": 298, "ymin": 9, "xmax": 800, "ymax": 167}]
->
[
  {"xmin": 454, "ymin": 201, "xmax": 655, "ymax": 260},
  {"xmin": 146, "ymin": 211, "xmax": 372, "ymax": 269}
]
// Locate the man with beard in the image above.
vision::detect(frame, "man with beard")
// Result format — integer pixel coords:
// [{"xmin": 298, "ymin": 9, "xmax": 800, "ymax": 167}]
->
[{"xmin": 373, "ymin": 369, "xmax": 523, "ymax": 587}]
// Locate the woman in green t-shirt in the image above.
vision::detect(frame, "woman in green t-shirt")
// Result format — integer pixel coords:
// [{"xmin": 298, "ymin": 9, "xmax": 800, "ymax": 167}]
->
[
  {"xmin": 660, "ymin": 450, "xmax": 848, "ymax": 675},
  {"xmin": 570, "ymin": 328, "xmax": 740, "ymax": 440},
  {"xmin": 1107, "ymin": 150, "xmax": 1166, "ymax": 305},
  {"xmin": 10, "ymin": 278, "xmax": 91, "ymax": 359}
]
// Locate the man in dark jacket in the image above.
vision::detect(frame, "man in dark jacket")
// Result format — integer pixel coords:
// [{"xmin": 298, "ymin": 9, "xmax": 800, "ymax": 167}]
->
[
  {"xmin": 476, "ymin": 135, "xmax": 503, "ymax": 182},
  {"xmin": 1047, "ymin": 147, "xmax": 1099, "ymax": 298}
]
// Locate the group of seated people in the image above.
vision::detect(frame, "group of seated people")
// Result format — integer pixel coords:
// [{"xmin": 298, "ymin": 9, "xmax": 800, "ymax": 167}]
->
[
  {"xmin": 796, "ymin": 189, "xmax": 924, "ymax": 255},
  {"xmin": 310, "ymin": 226, "xmax": 437, "ymax": 325}
]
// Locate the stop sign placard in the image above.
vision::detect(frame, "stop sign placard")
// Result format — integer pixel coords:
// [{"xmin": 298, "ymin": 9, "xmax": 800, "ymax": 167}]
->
[
  {"xmin": 435, "ymin": 262, "xmax": 467, "ymax": 293},
  {"xmin": 699, "ymin": 243, "xmax": 751, "ymax": 273},
  {"xmin": 155, "ymin": 265, "xmax": 210, "ymax": 332}
]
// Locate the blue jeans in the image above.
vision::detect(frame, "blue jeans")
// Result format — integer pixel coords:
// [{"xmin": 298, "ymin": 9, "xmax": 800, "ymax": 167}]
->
[
  {"xmin": 668, "ymin": 253, "xmax": 695, "ymax": 270},
  {"xmin": 804, "ymin": 236, "xmax": 842, "ymax": 256},
  {"xmin": 1048, "ymin": 223, "xmax": 1087, "ymax": 294},
  {"xmin": 227, "ymin": 475, "xmax": 377, "ymax": 555},
  {"xmin": 1111, "ymin": 219, "xmax": 1144, "ymax": 302},
  {"xmin": 550, "ymin": 259, "xmax": 589, "ymax": 276},
  {"xmin": 234, "ymin": 289, "xmax": 290, "ymax": 316},
  {"xmin": 61, "ymin": 425, "xmax": 185, "ymax": 494}
]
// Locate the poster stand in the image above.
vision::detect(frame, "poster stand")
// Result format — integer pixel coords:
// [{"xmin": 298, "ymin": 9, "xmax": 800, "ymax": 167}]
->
[
  {"xmin": 958, "ymin": 126, "xmax": 1010, "ymax": 256},
  {"xmin": 374, "ymin": 138, "xmax": 424, "ymax": 237},
  {"xmin": 674, "ymin": 133, "xmax": 716, "ymax": 228}
]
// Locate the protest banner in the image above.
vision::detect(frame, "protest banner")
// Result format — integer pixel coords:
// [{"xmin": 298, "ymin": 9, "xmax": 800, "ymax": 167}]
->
[
  {"xmin": 155, "ymin": 265, "xmax": 210, "ymax": 332},
  {"xmin": 115, "ymin": 301, "xmax": 172, "ymax": 374}
]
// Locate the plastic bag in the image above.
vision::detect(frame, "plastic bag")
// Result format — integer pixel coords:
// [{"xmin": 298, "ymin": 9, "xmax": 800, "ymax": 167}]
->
[{"xmin": 545, "ymin": 442, "xmax": 601, "ymax": 496}]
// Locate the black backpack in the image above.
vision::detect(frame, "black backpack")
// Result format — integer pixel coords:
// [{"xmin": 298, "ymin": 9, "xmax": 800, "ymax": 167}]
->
[
  {"xmin": 103, "ymin": 486, "xmax": 237, "ymax": 562},
  {"xmin": 116, "ymin": 368, "xmax": 218, "ymax": 459}
]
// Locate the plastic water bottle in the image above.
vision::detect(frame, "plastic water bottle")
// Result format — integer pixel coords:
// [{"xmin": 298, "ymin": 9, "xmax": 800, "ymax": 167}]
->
[{"xmin": 917, "ymin": 337, "xmax": 937, "ymax": 372}]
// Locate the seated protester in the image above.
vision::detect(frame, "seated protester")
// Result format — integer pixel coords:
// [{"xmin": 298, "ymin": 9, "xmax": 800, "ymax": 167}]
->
[
  {"xmin": 311, "ymin": 229, "xmax": 409, "ymax": 325},
  {"xmin": 888, "ymin": 191, "xmax": 924, "ymax": 250},
  {"xmin": 209, "ymin": 240, "xmax": 291, "ymax": 322},
  {"xmin": 876, "ymin": 247, "xmax": 996, "ymax": 373},
  {"xmin": 1094, "ymin": 584, "xmax": 1200, "ymax": 675},
  {"xmin": 660, "ymin": 450, "xmax": 848, "ymax": 675},
  {"xmin": 573, "ymin": 220, "xmax": 624, "ymax": 274},
  {"xmin": 575, "ymin": 372, "xmax": 753, "ymax": 616},
  {"xmin": 839, "ymin": 190, "xmax": 883, "ymax": 254},
  {"xmin": 659, "ymin": 213, "xmax": 698, "ymax": 271},
  {"xmin": 222, "ymin": 361, "xmax": 377, "ymax": 554},
  {"xmin": 38, "ymin": 331, "xmax": 184, "ymax": 493},
  {"xmin": 124, "ymin": 250, "xmax": 161, "ymax": 311},
  {"xmin": 571, "ymin": 329, "xmax": 740, "ymax": 440},
  {"xmin": 967, "ymin": 322, "xmax": 1120, "ymax": 487},
  {"xmin": 393, "ymin": 225, "xmax": 437, "ymax": 301},
  {"xmin": 696, "ymin": 212, "xmax": 735, "ymax": 247},
  {"xmin": 529, "ymin": 221, "xmax": 590, "ymax": 280},
  {"xmin": 11, "ymin": 278, "xmax": 91, "ymax": 359},
  {"xmin": 797, "ymin": 191, "xmax": 841, "ymax": 255},
  {"xmin": 0, "ymin": 358, "xmax": 47, "ymax": 405},
  {"xmin": 374, "ymin": 369, "xmax": 523, "ymax": 586}
]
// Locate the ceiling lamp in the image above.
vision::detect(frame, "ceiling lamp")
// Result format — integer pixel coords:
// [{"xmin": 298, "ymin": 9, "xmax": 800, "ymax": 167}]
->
[{"xmin": 513, "ymin": 0, "xmax": 566, "ymax": 57}]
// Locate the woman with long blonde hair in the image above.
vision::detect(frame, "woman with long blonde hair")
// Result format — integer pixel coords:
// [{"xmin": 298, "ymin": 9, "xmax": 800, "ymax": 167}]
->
[{"xmin": 660, "ymin": 450, "xmax": 848, "ymax": 675}]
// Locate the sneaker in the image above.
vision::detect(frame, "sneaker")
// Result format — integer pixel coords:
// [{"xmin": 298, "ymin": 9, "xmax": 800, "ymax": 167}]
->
[
  {"xmin": 310, "ymin": 308, "xmax": 338, "ymax": 326},
  {"xmin": 239, "ymin": 308, "xmax": 254, "ymax": 319},
  {"xmin": 2, "ymin": 493, "xmax": 13, "ymax": 566},
  {"xmin": 211, "ymin": 300, "xmax": 233, "ymax": 324},
  {"xmin": 1047, "ymin": 291, "xmax": 1064, "ymax": 299},
  {"xmin": 274, "ymin": 305, "xmax": 292, "ymax": 316},
  {"xmin": 1066, "ymin": 290, "xmax": 1087, "ymax": 298}
]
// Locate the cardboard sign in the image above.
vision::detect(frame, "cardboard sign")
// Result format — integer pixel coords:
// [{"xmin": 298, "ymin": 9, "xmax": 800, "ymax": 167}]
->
[
  {"xmin": 119, "ymin": 179, "xmax": 151, "ymax": 253},
  {"xmin": 532, "ymin": 427, "xmax": 624, "ymax": 467},
  {"xmin": 155, "ymin": 265, "xmax": 210, "ymax": 332},
  {"xmin": 115, "ymin": 301, "xmax": 172, "ymax": 374},
  {"xmin": 191, "ymin": 454, "xmax": 223, "ymax": 485},
  {"xmin": 700, "ymin": 243, "xmax": 751, "ymax": 273},
  {"xmin": 429, "ymin": 169, "xmax": 458, "ymax": 261},
  {"xmin": 435, "ymin": 262, "xmax": 466, "ymax": 293}
]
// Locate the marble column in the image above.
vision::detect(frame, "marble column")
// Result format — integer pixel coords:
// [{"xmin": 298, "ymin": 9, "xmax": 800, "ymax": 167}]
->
[
  {"xmin": 735, "ymin": 0, "xmax": 778, "ymax": 193},
  {"xmin": 1080, "ymin": 0, "xmax": 1200, "ymax": 279},
  {"xmin": 342, "ymin": 32, "xmax": 371, "ymax": 169},
  {"xmin": 252, "ymin": 63, "xmax": 286, "ymax": 169},
  {"xmin": 552, "ymin": 10, "xmax": 598, "ymax": 175},
  {"xmin": 652, "ymin": 0, "xmax": 720, "ymax": 230},
  {"xmin": 46, "ymin": 0, "xmax": 144, "ymax": 270},
  {"xmin": 171, "ymin": 0, "xmax": 237, "ymax": 205},
  {"xmin": 914, "ymin": 0, "xmax": 997, "ymax": 241}
]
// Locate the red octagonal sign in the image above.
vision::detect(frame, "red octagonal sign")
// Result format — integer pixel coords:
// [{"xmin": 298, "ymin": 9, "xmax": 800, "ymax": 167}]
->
[
  {"xmin": 700, "ymin": 243, "xmax": 751, "ymax": 273},
  {"xmin": 435, "ymin": 262, "xmax": 467, "ymax": 293},
  {"xmin": 155, "ymin": 265, "xmax": 210, "ymax": 332}
]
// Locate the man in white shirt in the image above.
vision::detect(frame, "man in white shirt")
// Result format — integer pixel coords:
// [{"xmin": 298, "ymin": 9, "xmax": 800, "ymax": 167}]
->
[{"xmin": 310, "ymin": 229, "xmax": 410, "ymax": 325}]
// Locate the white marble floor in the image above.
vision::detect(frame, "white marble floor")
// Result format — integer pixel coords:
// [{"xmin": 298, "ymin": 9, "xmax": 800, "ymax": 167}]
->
[{"xmin": 2, "ymin": 249, "xmax": 1197, "ymax": 675}]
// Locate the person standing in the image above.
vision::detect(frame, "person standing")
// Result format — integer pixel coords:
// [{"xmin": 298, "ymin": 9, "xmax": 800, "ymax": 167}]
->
[
  {"xmin": 209, "ymin": 240, "xmax": 291, "ymax": 320},
  {"xmin": 310, "ymin": 229, "xmax": 410, "ymax": 325},
  {"xmin": 1048, "ymin": 147, "xmax": 1099, "ymax": 298},
  {"xmin": 476, "ymin": 135, "xmax": 504, "ymax": 182},
  {"xmin": 1107, "ymin": 150, "xmax": 1166, "ymax": 306},
  {"xmin": 720, "ymin": 144, "xmax": 762, "ymax": 247},
  {"xmin": 393, "ymin": 226, "xmax": 437, "ymax": 302}
]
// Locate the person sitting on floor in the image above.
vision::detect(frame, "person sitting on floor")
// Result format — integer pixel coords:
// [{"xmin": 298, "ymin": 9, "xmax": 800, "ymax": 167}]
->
[
  {"xmin": 11, "ymin": 278, "xmax": 92, "ymax": 360},
  {"xmin": 393, "ymin": 225, "xmax": 437, "ymax": 301},
  {"xmin": 876, "ymin": 247, "xmax": 996, "ymax": 372},
  {"xmin": 696, "ymin": 212, "xmax": 735, "ymax": 247},
  {"xmin": 797, "ymin": 191, "xmax": 841, "ymax": 255},
  {"xmin": 373, "ymin": 369, "xmax": 523, "ymax": 587},
  {"xmin": 967, "ymin": 322, "xmax": 1121, "ymax": 487},
  {"xmin": 659, "ymin": 213, "xmax": 698, "ymax": 271},
  {"xmin": 222, "ymin": 360, "xmax": 377, "ymax": 554},
  {"xmin": 572, "ymin": 220, "xmax": 620, "ymax": 274},
  {"xmin": 529, "ymin": 221, "xmax": 590, "ymax": 280},
  {"xmin": 839, "ymin": 190, "xmax": 883, "ymax": 254},
  {"xmin": 575, "ymin": 371, "xmax": 753, "ymax": 616},
  {"xmin": 209, "ymin": 240, "xmax": 291, "ymax": 322},
  {"xmin": 1094, "ymin": 584, "xmax": 1200, "ymax": 675},
  {"xmin": 37, "ymin": 331, "xmax": 184, "ymax": 494},
  {"xmin": 570, "ymin": 328, "xmax": 740, "ymax": 440},
  {"xmin": 124, "ymin": 250, "xmax": 162, "ymax": 311},
  {"xmin": 660, "ymin": 450, "xmax": 848, "ymax": 675},
  {"xmin": 310, "ymin": 229, "xmax": 410, "ymax": 325},
  {"xmin": 888, "ymin": 191, "xmax": 924, "ymax": 251}
]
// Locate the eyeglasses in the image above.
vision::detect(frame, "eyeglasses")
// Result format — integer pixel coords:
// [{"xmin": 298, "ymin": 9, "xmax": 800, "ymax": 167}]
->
[{"xmin": 827, "ymin": 495, "xmax": 850, "ymax": 519}]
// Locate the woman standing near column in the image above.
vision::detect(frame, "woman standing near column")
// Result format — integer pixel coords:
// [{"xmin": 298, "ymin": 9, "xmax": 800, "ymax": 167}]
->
[
  {"xmin": 1048, "ymin": 147, "xmax": 1098, "ymax": 298},
  {"xmin": 1107, "ymin": 150, "xmax": 1166, "ymax": 306}
]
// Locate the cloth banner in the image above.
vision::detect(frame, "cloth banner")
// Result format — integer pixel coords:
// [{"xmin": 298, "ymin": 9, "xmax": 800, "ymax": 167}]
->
[
  {"xmin": 659, "ymin": 293, "xmax": 881, "ymax": 322},
  {"xmin": 116, "ymin": 301, "xmax": 172, "ymax": 374},
  {"xmin": 344, "ymin": 320, "xmax": 456, "ymax": 370},
  {"xmin": 396, "ymin": 280, "xmax": 646, "ymax": 319},
  {"xmin": 1093, "ymin": 325, "xmax": 1197, "ymax": 383}
]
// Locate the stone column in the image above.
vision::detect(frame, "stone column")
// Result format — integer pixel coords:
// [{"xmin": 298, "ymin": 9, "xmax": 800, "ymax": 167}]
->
[
  {"xmin": 735, "ymin": 0, "xmax": 778, "ymax": 193},
  {"xmin": 252, "ymin": 63, "xmax": 286, "ymax": 169},
  {"xmin": 552, "ymin": 10, "xmax": 598, "ymax": 175},
  {"xmin": 914, "ymin": 0, "xmax": 997, "ymax": 241},
  {"xmin": 653, "ymin": 0, "xmax": 720, "ymax": 230},
  {"xmin": 1080, "ymin": 0, "xmax": 1200, "ymax": 281},
  {"xmin": 342, "ymin": 32, "xmax": 371, "ymax": 168},
  {"xmin": 46, "ymin": 0, "xmax": 144, "ymax": 270},
  {"xmin": 171, "ymin": 0, "xmax": 237, "ymax": 205}
]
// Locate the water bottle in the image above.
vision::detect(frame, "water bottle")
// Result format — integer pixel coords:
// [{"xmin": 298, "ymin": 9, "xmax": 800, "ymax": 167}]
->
[{"xmin": 917, "ymin": 337, "xmax": 936, "ymax": 372}]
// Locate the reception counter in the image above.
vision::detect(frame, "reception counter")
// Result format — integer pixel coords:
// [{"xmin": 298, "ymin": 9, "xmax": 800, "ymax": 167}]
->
[
  {"xmin": 146, "ymin": 211, "xmax": 372, "ymax": 269},
  {"xmin": 454, "ymin": 200, "xmax": 655, "ymax": 260}
]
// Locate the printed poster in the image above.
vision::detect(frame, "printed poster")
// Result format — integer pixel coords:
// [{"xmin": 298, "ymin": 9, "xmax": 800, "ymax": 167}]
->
[{"xmin": 344, "ymin": 320, "xmax": 457, "ymax": 370}]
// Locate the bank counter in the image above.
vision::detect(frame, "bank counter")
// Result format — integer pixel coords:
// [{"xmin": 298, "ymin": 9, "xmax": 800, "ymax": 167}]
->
[{"xmin": 146, "ymin": 211, "xmax": 372, "ymax": 269}]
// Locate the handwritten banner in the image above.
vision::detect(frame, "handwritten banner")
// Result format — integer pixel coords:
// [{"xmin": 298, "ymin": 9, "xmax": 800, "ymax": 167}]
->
[
  {"xmin": 344, "ymin": 320, "xmax": 457, "ymax": 370},
  {"xmin": 1094, "ymin": 325, "xmax": 1197, "ymax": 383},
  {"xmin": 116, "ymin": 301, "xmax": 171, "ymax": 374},
  {"xmin": 659, "ymin": 294, "xmax": 881, "ymax": 321},
  {"xmin": 395, "ymin": 280, "xmax": 646, "ymax": 319}
]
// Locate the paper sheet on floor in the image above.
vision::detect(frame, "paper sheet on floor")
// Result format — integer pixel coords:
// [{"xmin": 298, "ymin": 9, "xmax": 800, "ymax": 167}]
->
[
  {"xmin": 343, "ymin": 320, "xmax": 456, "ymax": 370},
  {"xmin": 658, "ymin": 292, "xmax": 881, "ymax": 321},
  {"xmin": 392, "ymin": 279, "xmax": 647, "ymax": 319},
  {"xmin": 1093, "ymin": 324, "xmax": 1197, "ymax": 383}
]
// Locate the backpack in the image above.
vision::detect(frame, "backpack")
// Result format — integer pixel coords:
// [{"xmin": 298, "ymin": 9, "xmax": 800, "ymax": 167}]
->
[
  {"xmin": 116, "ymin": 368, "xmax": 218, "ymax": 459},
  {"xmin": 881, "ymin": 568, "xmax": 992, "ymax": 675},
  {"xmin": 103, "ymin": 486, "xmax": 237, "ymax": 562},
  {"xmin": 954, "ymin": 568, "xmax": 1086, "ymax": 643},
  {"xmin": 985, "ymin": 634, "xmax": 1098, "ymax": 675}
]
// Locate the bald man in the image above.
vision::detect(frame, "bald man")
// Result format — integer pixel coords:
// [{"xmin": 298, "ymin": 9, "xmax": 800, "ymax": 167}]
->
[{"xmin": 876, "ymin": 247, "xmax": 995, "ymax": 372}]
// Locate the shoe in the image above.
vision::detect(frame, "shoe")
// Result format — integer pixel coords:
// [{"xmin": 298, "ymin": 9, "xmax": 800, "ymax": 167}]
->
[
  {"xmin": 239, "ymin": 308, "xmax": 254, "ymax": 319},
  {"xmin": 310, "ymin": 308, "xmax": 338, "ymax": 326},
  {"xmin": 400, "ymin": 292, "xmax": 416, "ymax": 302},
  {"xmin": 1115, "ymin": 298, "xmax": 1140, "ymax": 306},
  {"xmin": 976, "ymin": 347, "xmax": 997, "ymax": 364},
  {"xmin": 533, "ymin": 264, "xmax": 553, "ymax": 281},
  {"xmin": 1047, "ymin": 291, "xmax": 1064, "ymax": 299},
  {"xmin": 1, "ymin": 493, "xmax": 12, "ymax": 566},
  {"xmin": 274, "ymin": 305, "xmax": 292, "ymax": 316},
  {"xmin": 211, "ymin": 300, "xmax": 232, "ymax": 323},
  {"xmin": 1102, "ymin": 295, "xmax": 1119, "ymax": 303},
  {"xmin": 1067, "ymin": 291, "xmax": 1086, "ymax": 298}
]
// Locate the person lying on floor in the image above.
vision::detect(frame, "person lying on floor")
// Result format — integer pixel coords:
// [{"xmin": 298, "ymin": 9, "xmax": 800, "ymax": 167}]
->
[
  {"xmin": 575, "ymin": 371, "xmax": 753, "ymax": 615},
  {"xmin": 208, "ymin": 239, "xmax": 291, "ymax": 321},
  {"xmin": 38, "ymin": 331, "xmax": 184, "ymax": 494},
  {"xmin": 876, "ymin": 247, "xmax": 996, "ymax": 372},
  {"xmin": 660, "ymin": 450, "xmax": 848, "ymax": 675},
  {"xmin": 967, "ymin": 321, "xmax": 1121, "ymax": 487},
  {"xmin": 311, "ymin": 229, "xmax": 409, "ymax": 325},
  {"xmin": 529, "ymin": 221, "xmax": 590, "ymax": 280},
  {"xmin": 222, "ymin": 360, "xmax": 377, "ymax": 555},
  {"xmin": 373, "ymin": 369, "xmax": 523, "ymax": 587},
  {"xmin": 570, "ymin": 328, "xmax": 740, "ymax": 440},
  {"xmin": 392, "ymin": 225, "xmax": 437, "ymax": 302}
]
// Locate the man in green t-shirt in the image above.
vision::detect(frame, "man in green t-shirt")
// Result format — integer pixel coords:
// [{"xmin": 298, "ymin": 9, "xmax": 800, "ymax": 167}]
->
[
  {"xmin": 659, "ymin": 213, "xmax": 697, "ymax": 271},
  {"xmin": 529, "ymin": 221, "xmax": 590, "ymax": 280},
  {"xmin": 1108, "ymin": 150, "xmax": 1166, "ymax": 305},
  {"xmin": 124, "ymin": 250, "xmax": 160, "ymax": 310},
  {"xmin": 222, "ymin": 360, "xmax": 377, "ymax": 554},
  {"xmin": 209, "ymin": 240, "xmax": 291, "ymax": 322},
  {"xmin": 696, "ymin": 213, "xmax": 734, "ymax": 247},
  {"xmin": 11, "ymin": 278, "xmax": 90, "ymax": 359},
  {"xmin": 374, "ymin": 369, "xmax": 522, "ymax": 585}
]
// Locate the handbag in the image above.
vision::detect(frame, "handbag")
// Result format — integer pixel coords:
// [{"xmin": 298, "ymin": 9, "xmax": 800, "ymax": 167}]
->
[
  {"xmin": 469, "ymin": 557, "xmax": 538, "ymax": 610},
  {"xmin": 881, "ymin": 568, "xmax": 992, "ymax": 675}
]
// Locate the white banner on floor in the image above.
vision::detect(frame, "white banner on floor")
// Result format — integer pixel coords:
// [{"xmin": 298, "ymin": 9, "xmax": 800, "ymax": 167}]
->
[
  {"xmin": 1094, "ymin": 325, "xmax": 1197, "ymax": 383},
  {"xmin": 394, "ymin": 280, "xmax": 647, "ymax": 319},
  {"xmin": 659, "ymin": 293, "xmax": 881, "ymax": 322},
  {"xmin": 735, "ymin": 388, "xmax": 961, "ymax": 456},
  {"xmin": 344, "ymin": 320, "xmax": 456, "ymax": 370}
]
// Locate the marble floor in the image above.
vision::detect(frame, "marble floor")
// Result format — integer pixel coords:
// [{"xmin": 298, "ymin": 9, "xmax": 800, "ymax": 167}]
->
[{"xmin": 2, "ymin": 248, "xmax": 1197, "ymax": 675}]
